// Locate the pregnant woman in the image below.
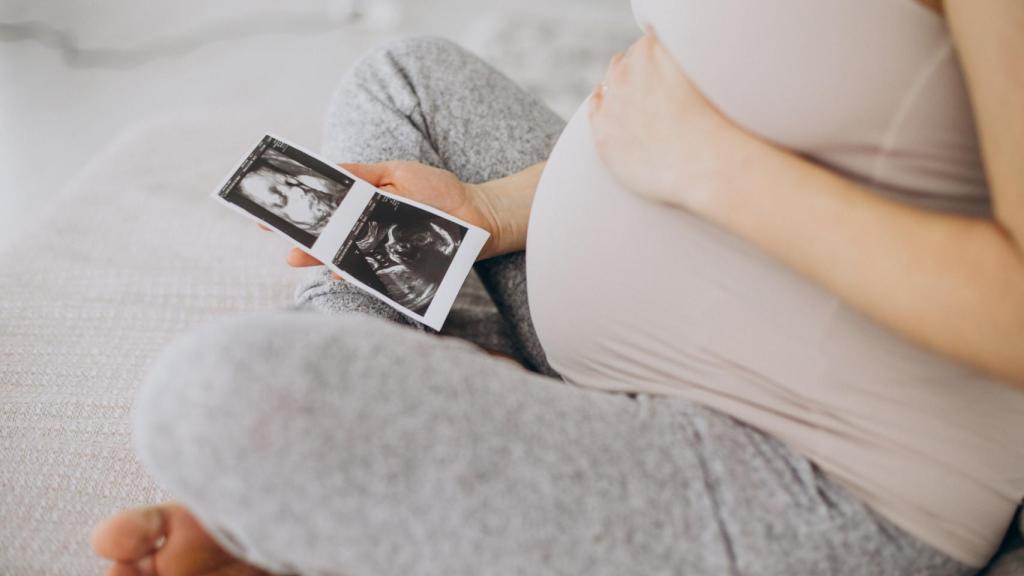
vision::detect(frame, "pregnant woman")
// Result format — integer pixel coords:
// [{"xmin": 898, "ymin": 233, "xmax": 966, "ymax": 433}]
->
[{"xmin": 92, "ymin": 0, "xmax": 1023, "ymax": 574}]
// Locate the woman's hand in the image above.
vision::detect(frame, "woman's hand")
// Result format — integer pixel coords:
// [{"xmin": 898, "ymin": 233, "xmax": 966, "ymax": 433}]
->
[
  {"xmin": 592, "ymin": 19, "xmax": 1024, "ymax": 385},
  {"xmin": 284, "ymin": 161, "xmax": 503, "ymax": 270},
  {"xmin": 589, "ymin": 31, "xmax": 749, "ymax": 213}
]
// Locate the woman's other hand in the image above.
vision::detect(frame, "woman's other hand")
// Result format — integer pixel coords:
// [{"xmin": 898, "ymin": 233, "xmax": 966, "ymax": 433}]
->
[
  {"xmin": 281, "ymin": 161, "xmax": 504, "ymax": 271},
  {"xmin": 589, "ymin": 31, "xmax": 749, "ymax": 213}
]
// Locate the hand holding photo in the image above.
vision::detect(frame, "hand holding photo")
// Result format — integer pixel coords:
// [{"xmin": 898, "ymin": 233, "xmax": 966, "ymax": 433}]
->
[{"xmin": 214, "ymin": 135, "xmax": 489, "ymax": 330}]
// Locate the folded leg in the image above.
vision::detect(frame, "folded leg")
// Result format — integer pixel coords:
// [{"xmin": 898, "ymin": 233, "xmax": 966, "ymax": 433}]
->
[
  {"xmin": 301, "ymin": 36, "xmax": 565, "ymax": 375},
  {"xmin": 134, "ymin": 311, "xmax": 970, "ymax": 576}
]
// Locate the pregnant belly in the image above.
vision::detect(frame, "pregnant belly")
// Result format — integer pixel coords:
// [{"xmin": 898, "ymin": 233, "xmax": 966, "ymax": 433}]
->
[
  {"xmin": 522, "ymin": 8, "xmax": 1023, "ymax": 564},
  {"xmin": 525, "ymin": 101, "xmax": 1024, "ymax": 569},
  {"xmin": 526, "ymin": 102, "xmax": 840, "ymax": 394}
]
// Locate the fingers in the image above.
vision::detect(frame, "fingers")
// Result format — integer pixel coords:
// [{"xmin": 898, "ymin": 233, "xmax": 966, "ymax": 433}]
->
[
  {"xmin": 286, "ymin": 248, "xmax": 344, "ymax": 281},
  {"xmin": 339, "ymin": 161, "xmax": 397, "ymax": 186},
  {"xmin": 286, "ymin": 248, "xmax": 322, "ymax": 267},
  {"xmin": 151, "ymin": 504, "xmax": 237, "ymax": 576},
  {"xmin": 590, "ymin": 82, "xmax": 605, "ymax": 114},
  {"xmin": 619, "ymin": 29, "xmax": 660, "ymax": 71},
  {"xmin": 592, "ymin": 51, "xmax": 622, "ymax": 115},
  {"xmin": 630, "ymin": 26, "xmax": 658, "ymax": 57},
  {"xmin": 594, "ymin": 30, "xmax": 663, "ymax": 111},
  {"xmin": 257, "ymin": 223, "xmax": 271, "ymax": 232},
  {"xmin": 598, "ymin": 47, "xmax": 629, "ymax": 95},
  {"xmin": 608, "ymin": 51, "xmax": 624, "ymax": 70},
  {"xmin": 605, "ymin": 51, "xmax": 625, "ymax": 83}
]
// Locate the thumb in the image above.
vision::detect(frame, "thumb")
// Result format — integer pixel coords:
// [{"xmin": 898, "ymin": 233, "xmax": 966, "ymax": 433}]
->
[{"xmin": 340, "ymin": 162, "xmax": 395, "ymax": 187}]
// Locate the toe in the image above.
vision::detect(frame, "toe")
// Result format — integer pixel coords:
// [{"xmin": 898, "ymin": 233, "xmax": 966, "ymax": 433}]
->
[
  {"xmin": 92, "ymin": 506, "xmax": 165, "ymax": 562},
  {"xmin": 152, "ymin": 503, "xmax": 240, "ymax": 576}
]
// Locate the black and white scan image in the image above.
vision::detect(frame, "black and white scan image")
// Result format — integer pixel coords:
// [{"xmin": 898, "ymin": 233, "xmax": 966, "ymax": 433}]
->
[
  {"xmin": 333, "ymin": 193, "xmax": 468, "ymax": 315},
  {"xmin": 218, "ymin": 136, "xmax": 354, "ymax": 247},
  {"xmin": 214, "ymin": 134, "xmax": 488, "ymax": 329}
]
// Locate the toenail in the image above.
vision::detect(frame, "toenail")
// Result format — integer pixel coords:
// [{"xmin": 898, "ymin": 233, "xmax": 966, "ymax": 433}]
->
[{"xmin": 139, "ymin": 507, "xmax": 164, "ymax": 533}]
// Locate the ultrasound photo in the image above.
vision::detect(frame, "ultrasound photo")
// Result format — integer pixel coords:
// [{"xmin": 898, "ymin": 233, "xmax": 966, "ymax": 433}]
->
[
  {"xmin": 215, "ymin": 134, "xmax": 489, "ymax": 329},
  {"xmin": 333, "ymin": 193, "xmax": 468, "ymax": 315},
  {"xmin": 217, "ymin": 136, "xmax": 354, "ymax": 247}
]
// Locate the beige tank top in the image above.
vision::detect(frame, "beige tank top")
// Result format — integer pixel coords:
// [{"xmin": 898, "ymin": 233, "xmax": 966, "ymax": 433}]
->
[{"xmin": 526, "ymin": 0, "xmax": 1024, "ymax": 566}]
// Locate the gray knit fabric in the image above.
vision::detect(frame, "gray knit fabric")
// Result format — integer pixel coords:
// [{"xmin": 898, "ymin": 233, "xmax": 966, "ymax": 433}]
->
[
  {"xmin": 312, "ymin": 34, "xmax": 566, "ymax": 376},
  {"xmin": 988, "ymin": 549, "xmax": 1024, "ymax": 576},
  {"xmin": 132, "ymin": 37, "xmax": 976, "ymax": 576}
]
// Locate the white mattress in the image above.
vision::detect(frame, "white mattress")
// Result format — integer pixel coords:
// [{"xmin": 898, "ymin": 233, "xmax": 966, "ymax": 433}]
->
[{"xmin": 0, "ymin": 113, "xmax": 305, "ymax": 574}]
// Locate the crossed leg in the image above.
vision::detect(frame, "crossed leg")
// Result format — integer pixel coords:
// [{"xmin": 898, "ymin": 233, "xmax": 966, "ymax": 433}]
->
[{"xmin": 92, "ymin": 34, "xmax": 566, "ymax": 576}]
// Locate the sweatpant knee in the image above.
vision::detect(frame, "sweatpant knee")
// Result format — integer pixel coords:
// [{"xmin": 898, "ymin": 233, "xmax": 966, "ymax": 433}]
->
[
  {"xmin": 131, "ymin": 313, "xmax": 364, "ymax": 492},
  {"xmin": 339, "ymin": 34, "xmax": 475, "ymax": 93},
  {"xmin": 362, "ymin": 35, "xmax": 475, "ymax": 73},
  {"xmin": 131, "ymin": 311, "xmax": 418, "ymax": 572},
  {"xmin": 329, "ymin": 35, "xmax": 481, "ymax": 120},
  {"xmin": 131, "ymin": 311, "xmax": 437, "ymax": 491},
  {"xmin": 132, "ymin": 315, "xmax": 262, "ymax": 494}
]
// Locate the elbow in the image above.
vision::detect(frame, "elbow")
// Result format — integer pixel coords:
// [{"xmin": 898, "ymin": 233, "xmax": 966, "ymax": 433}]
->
[
  {"xmin": 970, "ymin": 226, "xmax": 1024, "ymax": 387},
  {"xmin": 993, "ymin": 209, "xmax": 1024, "ymax": 265},
  {"xmin": 995, "ymin": 275, "xmax": 1024, "ymax": 388},
  {"xmin": 1009, "ymin": 304, "xmax": 1024, "ymax": 387}
]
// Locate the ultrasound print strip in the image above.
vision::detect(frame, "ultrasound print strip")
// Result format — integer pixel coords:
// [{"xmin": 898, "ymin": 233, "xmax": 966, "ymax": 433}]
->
[
  {"xmin": 214, "ymin": 134, "xmax": 489, "ymax": 329},
  {"xmin": 333, "ymin": 193, "xmax": 468, "ymax": 316}
]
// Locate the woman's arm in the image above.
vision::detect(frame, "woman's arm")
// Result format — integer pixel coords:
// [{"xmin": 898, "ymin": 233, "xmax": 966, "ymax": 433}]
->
[
  {"xmin": 590, "ymin": 12, "xmax": 1024, "ymax": 386},
  {"xmin": 283, "ymin": 160, "xmax": 545, "ymax": 269},
  {"xmin": 471, "ymin": 161, "xmax": 546, "ymax": 257},
  {"xmin": 712, "ymin": 126, "xmax": 1024, "ymax": 386},
  {"xmin": 945, "ymin": 0, "xmax": 1024, "ymax": 252},
  {"xmin": 711, "ymin": 1, "xmax": 1024, "ymax": 385}
]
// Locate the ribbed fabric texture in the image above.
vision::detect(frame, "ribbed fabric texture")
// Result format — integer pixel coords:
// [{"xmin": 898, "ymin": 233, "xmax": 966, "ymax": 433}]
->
[{"xmin": 0, "ymin": 115, "xmax": 305, "ymax": 575}]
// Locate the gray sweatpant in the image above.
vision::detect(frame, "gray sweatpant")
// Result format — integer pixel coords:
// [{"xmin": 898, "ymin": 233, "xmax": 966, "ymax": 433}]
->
[{"xmin": 133, "ymin": 37, "xmax": 974, "ymax": 576}]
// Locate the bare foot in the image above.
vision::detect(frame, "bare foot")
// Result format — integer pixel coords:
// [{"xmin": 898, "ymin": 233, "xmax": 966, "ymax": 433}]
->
[{"xmin": 91, "ymin": 502, "xmax": 271, "ymax": 576}]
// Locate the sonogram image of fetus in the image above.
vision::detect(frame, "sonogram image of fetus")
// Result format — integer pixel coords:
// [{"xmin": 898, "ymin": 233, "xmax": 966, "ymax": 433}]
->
[
  {"xmin": 236, "ymin": 149, "xmax": 352, "ymax": 237},
  {"xmin": 353, "ymin": 206, "xmax": 465, "ymax": 315}
]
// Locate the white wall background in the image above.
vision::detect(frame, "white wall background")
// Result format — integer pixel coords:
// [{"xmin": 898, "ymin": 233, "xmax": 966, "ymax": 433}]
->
[{"xmin": 0, "ymin": 0, "xmax": 635, "ymax": 250}]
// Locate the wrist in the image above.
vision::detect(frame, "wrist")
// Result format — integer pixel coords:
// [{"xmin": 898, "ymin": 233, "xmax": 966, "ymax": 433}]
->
[
  {"xmin": 465, "ymin": 161, "xmax": 545, "ymax": 259},
  {"xmin": 696, "ymin": 123, "xmax": 815, "ymax": 246},
  {"xmin": 466, "ymin": 181, "xmax": 506, "ymax": 259},
  {"xmin": 683, "ymin": 121, "xmax": 770, "ymax": 223},
  {"xmin": 652, "ymin": 113, "xmax": 746, "ymax": 216}
]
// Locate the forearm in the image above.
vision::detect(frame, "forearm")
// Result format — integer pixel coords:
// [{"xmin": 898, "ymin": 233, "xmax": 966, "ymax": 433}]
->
[
  {"xmin": 587, "ymin": 5, "xmax": 1024, "ymax": 383},
  {"xmin": 472, "ymin": 161, "xmax": 546, "ymax": 258},
  {"xmin": 699, "ymin": 133, "xmax": 1024, "ymax": 385},
  {"xmin": 945, "ymin": 0, "xmax": 1024, "ymax": 249}
]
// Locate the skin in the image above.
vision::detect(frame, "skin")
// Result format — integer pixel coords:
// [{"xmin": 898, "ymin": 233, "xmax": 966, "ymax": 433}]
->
[
  {"xmin": 588, "ymin": 1, "xmax": 1024, "ymax": 386},
  {"xmin": 286, "ymin": 162, "xmax": 542, "ymax": 276},
  {"xmin": 94, "ymin": 1, "xmax": 1024, "ymax": 573}
]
